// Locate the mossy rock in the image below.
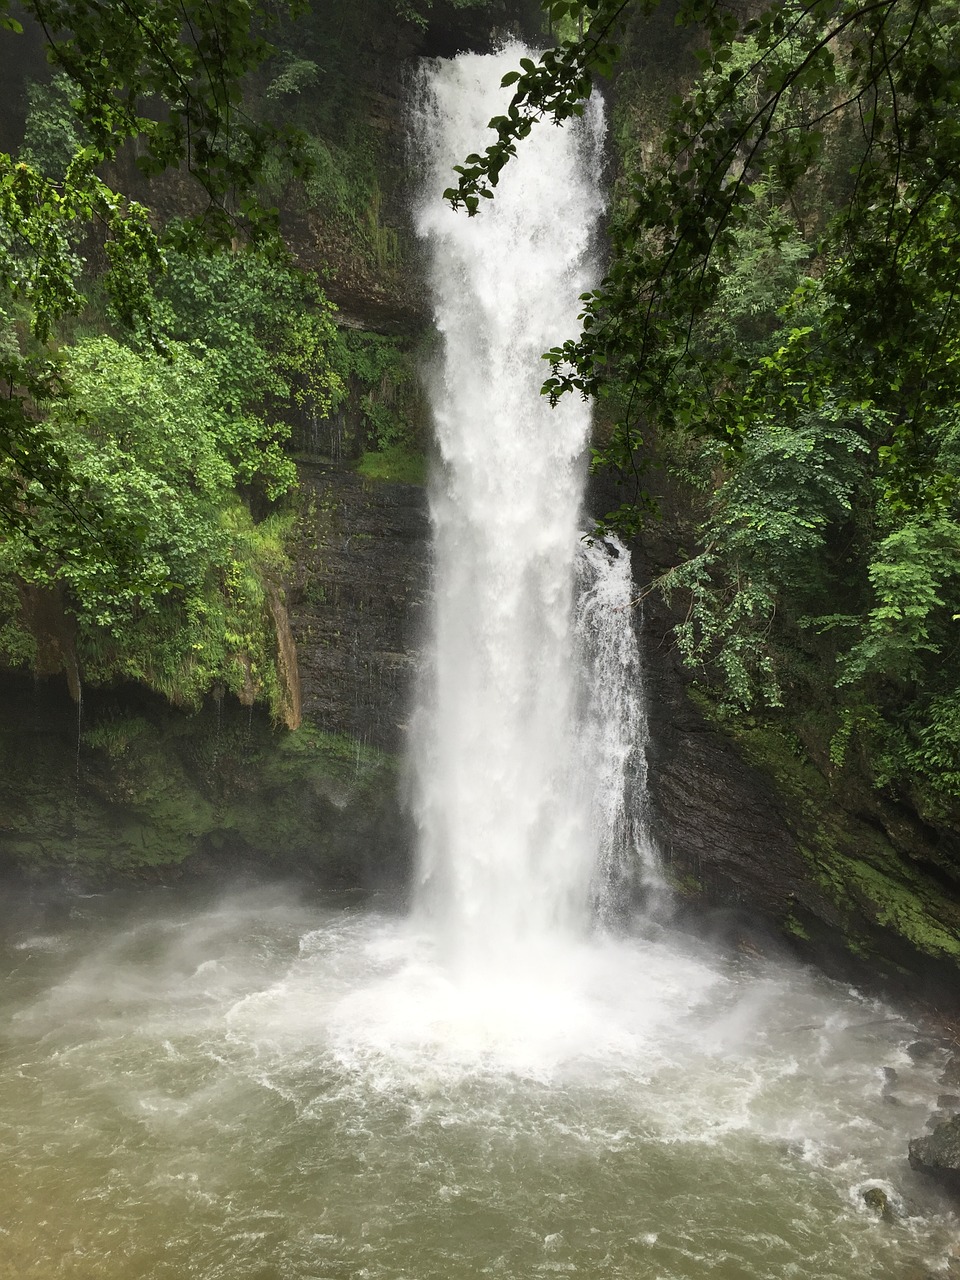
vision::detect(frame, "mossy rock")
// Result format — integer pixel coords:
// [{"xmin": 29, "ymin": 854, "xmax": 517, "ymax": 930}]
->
[
  {"xmin": 685, "ymin": 687, "xmax": 960, "ymax": 1000},
  {"xmin": 0, "ymin": 673, "xmax": 409, "ymax": 889},
  {"xmin": 356, "ymin": 446, "xmax": 427, "ymax": 486}
]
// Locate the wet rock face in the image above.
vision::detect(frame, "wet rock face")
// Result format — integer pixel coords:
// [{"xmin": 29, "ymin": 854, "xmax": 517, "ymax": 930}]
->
[
  {"xmin": 635, "ymin": 572, "xmax": 960, "ymax": 1006},
  {"xmin": 635, "ymin": 586, "xmax": 853, "ymax": 965},
  {"xmin": 287, "ymin": 462, "xmax": 431, "ymax": 754},
  {"xmin": 639, "ymin": 609, "xmax": 808, "ymax": 914},
  {"xmin": 582, "ymin": 461, "xmax": 960, "ymax": 1008},
  {"xmin": 909, "ymin": 1114, "xmax": 960, "ymax": 1190},
  {"xmin": 0, "ymin": 674, "xmax": 411, "ymax": 891}
]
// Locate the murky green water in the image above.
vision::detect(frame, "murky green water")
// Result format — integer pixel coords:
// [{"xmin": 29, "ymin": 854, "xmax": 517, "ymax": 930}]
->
[{"xmin": 0, "ymin": 885, "xmax": 956, "ymax": 1279}]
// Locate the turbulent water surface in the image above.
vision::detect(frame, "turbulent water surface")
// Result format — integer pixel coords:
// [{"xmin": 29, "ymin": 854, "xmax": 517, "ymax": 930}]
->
[
  {"xmin": 0, "ymin": 886, "xmax": 957, "ymax": 1279},
  {"xmin": 1, "ymin": 47, "xmax": 957, "ymax": 1280}
]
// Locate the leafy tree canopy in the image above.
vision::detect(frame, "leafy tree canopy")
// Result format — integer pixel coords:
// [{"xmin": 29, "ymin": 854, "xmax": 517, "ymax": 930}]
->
[
  {"xmin": 448, "ymin": 0, "xmax": 960, "ymax": 821},
  {"xmin": 0, "ymin": 1, "xmax": 372, "ymax": 714},
  {"xmin": 0, "ymin": 0, "xmax": 309, "ymax": 557},
  {"xmin": 1, "ymin": 0, "xmax": 307, "ymax": 336}
]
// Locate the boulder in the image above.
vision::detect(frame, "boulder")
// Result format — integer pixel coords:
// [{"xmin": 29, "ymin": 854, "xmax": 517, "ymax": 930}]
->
[
  {"xmin": 861, "ymin": 1186, "xmax": 897, "ymax": 1222},
  {"xmin": 908, "ymin": 1113, "xmax": 960, "ymax": 1190}
]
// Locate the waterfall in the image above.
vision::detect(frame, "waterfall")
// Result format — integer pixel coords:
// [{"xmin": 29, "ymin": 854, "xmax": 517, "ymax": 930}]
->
[
  {"xmin": 575, "ymin": 538, "xmax": 664, "ymax": 922},
  {"xmin": 410, "ymin": 49, "xmax": 651, "ymax": 971},
  {"xmin": 3, "ymin": 55, "xmax": 956, "ymax": 1280}
]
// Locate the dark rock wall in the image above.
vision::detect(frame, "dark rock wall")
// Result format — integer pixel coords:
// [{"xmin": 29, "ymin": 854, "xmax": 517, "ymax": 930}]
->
[
  {"xmin": 287, "ymin": 462, "xmax": 431, "ymax": 755},
  {"xmin": 0, "ymin": 674, "xmax": 411, "ymax": 892},
  {"xmin": 588, "ymin": 459, "xmax": 960, "ymax": 1011},
  {"xmin": 642, "ymin": 630, "xmax": 810, "ymax": 915}
]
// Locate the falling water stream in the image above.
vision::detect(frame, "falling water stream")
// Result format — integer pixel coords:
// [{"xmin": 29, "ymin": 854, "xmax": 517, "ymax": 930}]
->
[
  {"xmin": 1, "ymin": 47, "xmax": 958, "ymax": 1280},
  {"xmin": 410, "ymin": 48, "xmax": 608, "ymax": 965}
]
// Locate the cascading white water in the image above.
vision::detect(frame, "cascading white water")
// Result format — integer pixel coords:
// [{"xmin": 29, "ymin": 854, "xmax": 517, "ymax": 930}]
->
[
  {"xmin": 574, "ymin": 537, "xmax": 664, "ymax": 920},
  {"xmin": 410, "ymin": 48, "xmax": 615, "ymax": 968}
]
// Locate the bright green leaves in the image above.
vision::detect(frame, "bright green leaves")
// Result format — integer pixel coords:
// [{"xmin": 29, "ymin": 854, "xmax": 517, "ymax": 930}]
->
[
  {"xmin": 0, "ymin": 243, "xmax": 350, "ymax": 715},
  {"xmin": 11, "ymin": 336, "xmax": 277, "ymax": 610},
  {"xmin": 0, "ymin": 332, "xmax": 295, "ymax": 711},
  {"xmin": 444, "ymin": 0, "xmax": 625, "ymax": 215},
  {"xmin": 0, "ymin": 0, "xmax": 309, "ymax": 564},
  {"xmin": 844, "ymin": 517, "xmax": 960, "ymax": 685},
  {"xmin": 0, "ymin": 154, "xmax": 88, "ymax": 341},
  {"xmin": 155, "ymin": 246, "xmax": 345, "ymax": 445}
]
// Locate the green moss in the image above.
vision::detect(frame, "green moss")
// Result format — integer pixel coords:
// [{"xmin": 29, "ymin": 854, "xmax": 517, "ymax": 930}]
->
[
  {"xmin": 82, "ymin": 713, "xmax": 151, "ymax": 759},
  {"xmin": 0, "ymin": 679, "xmax": 403, "ymax": 880},
  {"xmin": 690, "ymin": 682, "xmax": 960, "ymax": 968},
  {"xmin": 843, "ymin": 858, "xmax": 960, "ymax": 959},
  {"xmin": 357, "ymin": 446, "xmax": 427, "ymax": 485},
  {"xmin": 783, "ymin": 913, "xmax": 810, "ymax": 941},
  {"xmin": 264, "ymin": 722, "xmax": 396, "ymax": 801},
  {"xmin": 662, "ymin": 869, "xmax": 703, "ymax": 897},
  {"xmin": 799, "ymin": 805, "xmax": 960, "ymax": 962}
]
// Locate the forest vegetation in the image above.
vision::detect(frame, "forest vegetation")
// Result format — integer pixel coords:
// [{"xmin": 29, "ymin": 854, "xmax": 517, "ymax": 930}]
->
[
  {"xmin": 0, "ymin": 0, "xmax": 460, "ymax": 716},
  {"xmin": 0, "ymin": 0, "xmax": 957, "ymax": 848},
  {"xmin": 449, "ymin": 0, "xmax": 960, "ymax": 835}
]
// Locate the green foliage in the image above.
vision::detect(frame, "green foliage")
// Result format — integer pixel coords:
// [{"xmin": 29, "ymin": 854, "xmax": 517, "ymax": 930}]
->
[
  {"xmin": 845, "ymin": 516, "xmax": 960, "ymax": 686},
  {"xmin": 0, "ymin": 226, "xmax": 357, "ymax": 716},
  {"xmin": 450, "ymin": 0, "xmax": 960, "ymax": 823},
  {"xmin": 0, "ymin": 332, "xmax": 297, "ymax": 711},
  {"xmin": 0, "ymin": 0, "xmax": 430, "ymax": 719},
  {"xmin": 696, "ymin": 201, "xmax": 811, "ymax": 358},
  {"xmin": 662, "ymin": 408, "xmax": 870, "ymax": 708},
  {"xmin": 655, "ymin": 224, "xmax": 960, "ymax": 820},
  {"xmin": 82, "ymin": 712, "xmax": 150, "ymax": 760},
  {"xmin": 265, "ymin": 55, "xmax": 321, "ymax": 101},
  {"xmin": 155, "ymin": 246, "xmax": 347, "ymax": 434},
  {"xmin": 337, "ymin": 332, "xmax": 417, "ymax": 452},
  {"xmin": 899, "ymin": 693, "xmax": 960, "ymax": 805},
  {"xmin": 0, "ymin": 0, "xmax": 310, "ymax": 563},
  {"xmin": 20, "ymin": 73, "xmax": 88, "ymax": 179},
  {"xmin": 0, "ymin": 576, "xmax": 36, "ymax": 667},
  {"xmin": 451, "ymin": 0, "xmax": 960, "ymax": 496},
  {"xmin": 357, "ymin": 446, "xmax": 427, "ymax": 485},
  {"xmin": 2, "ymin": 0, "xmax": 304, "ymax": 343},
  {"xmin": 255, "ymin": 1, "xmax": 413, "ymax": 287}
]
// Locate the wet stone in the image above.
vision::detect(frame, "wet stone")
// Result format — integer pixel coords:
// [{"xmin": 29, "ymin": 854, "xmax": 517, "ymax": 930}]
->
[
  {"xmin": 908, "ymin": 1113, "xmax": 960, "ymax": 1190},
  {"xmin": 861, "ymin": 1186, "xmax": 896, "ymax": 1222},
  {"xmin": 906, "ymin": 1039, "xmax": 941, "ymax": 1062}
]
